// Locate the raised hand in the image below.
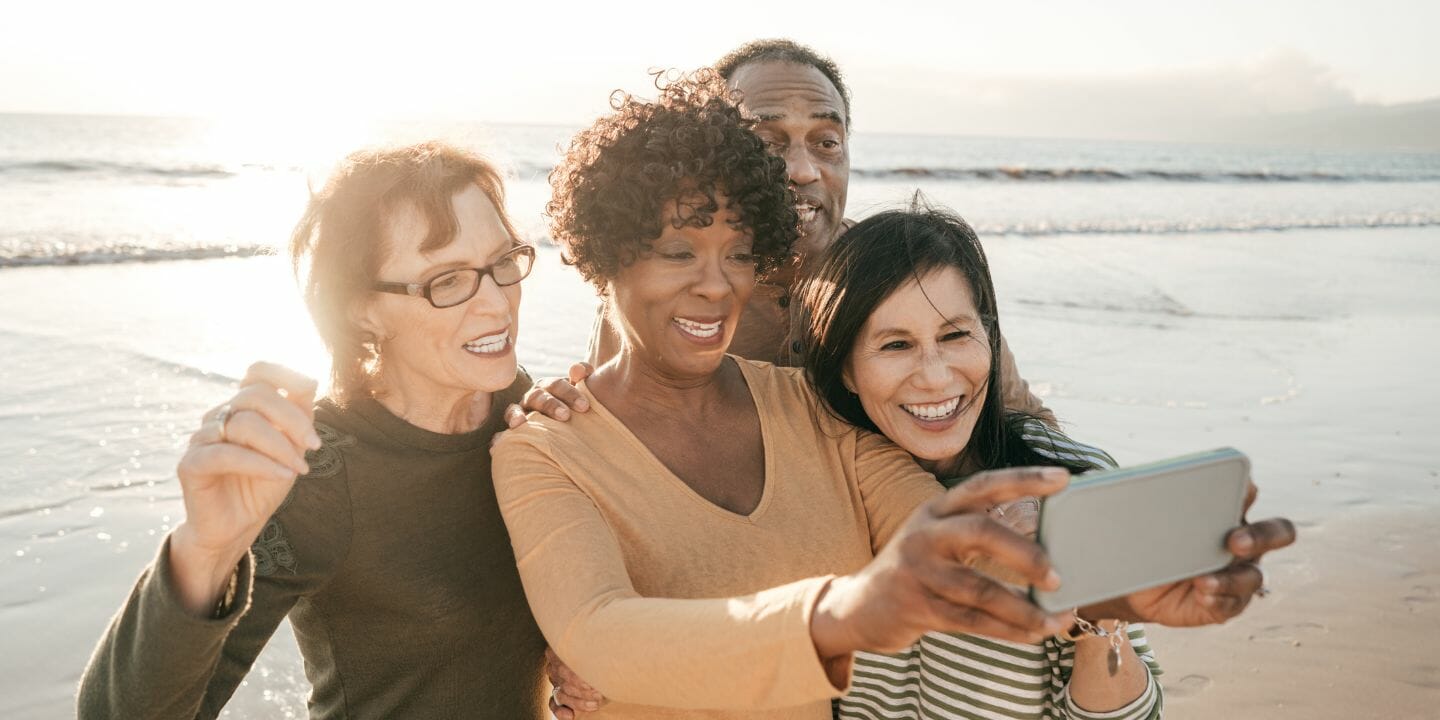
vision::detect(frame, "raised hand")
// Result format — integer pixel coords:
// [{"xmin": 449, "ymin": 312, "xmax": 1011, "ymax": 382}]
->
[
  {"xmin": 169, "ymin": 362, "xmax": 321, "ymax": 615},
  {"xmin": 811, "ymin": 467, "xmax": 1073, "ymax": 664}
]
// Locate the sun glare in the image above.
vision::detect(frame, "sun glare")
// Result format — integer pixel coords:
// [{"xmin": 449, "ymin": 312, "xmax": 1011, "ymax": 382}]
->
[{"xmin": 204, "ymin": 110, "xmax": 382, "ymax": 175}]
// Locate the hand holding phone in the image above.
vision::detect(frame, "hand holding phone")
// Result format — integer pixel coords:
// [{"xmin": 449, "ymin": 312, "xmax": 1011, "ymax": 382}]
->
[{"xmin": 1031, "ymin": 448, "xmax": 1250, "ymax": 612}]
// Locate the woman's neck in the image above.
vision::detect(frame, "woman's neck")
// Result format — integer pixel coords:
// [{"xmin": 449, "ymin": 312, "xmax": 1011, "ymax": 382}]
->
[
  {"xmin": 590, "ymin": 349, "xmax": 735, "ymax": 418},
  {"xmin": 918, "ymin": 451, "xmax": 980, "ymax": 482},
  {"xmin": 369, "ymin": 372, "xmax": 492, "ymax": 435}
]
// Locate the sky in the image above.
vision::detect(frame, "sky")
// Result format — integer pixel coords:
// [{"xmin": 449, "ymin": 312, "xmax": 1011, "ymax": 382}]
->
[{"xmin": 3, "ymin": 0, "xmax": 1438, "ymax": 139}]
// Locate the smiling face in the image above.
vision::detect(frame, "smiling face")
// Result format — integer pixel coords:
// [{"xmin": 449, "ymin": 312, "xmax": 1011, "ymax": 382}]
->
[
  {"xmin": 844, "ymin": 267, "xmax": 992, "ymax": 467},
  {"xmin": 728, "ymin": 61, "xmax": 849, "ymax": 257},
  {"xmin": 608, "ymin": 195, "xmax": 757, "ymax": 381},
  {"xmin": 360, "ymin": 183, "xmax": 521, "ymax": 403}
]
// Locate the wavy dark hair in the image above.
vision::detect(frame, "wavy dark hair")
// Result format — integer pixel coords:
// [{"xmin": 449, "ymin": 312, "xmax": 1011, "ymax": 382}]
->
[
  {"xmin": 547, "ymin": 69, "xmax": 799, "ymax": 290},
  {"xmin": 793, "ymin": 198, "xmax": 1087, "ymax": 477}
]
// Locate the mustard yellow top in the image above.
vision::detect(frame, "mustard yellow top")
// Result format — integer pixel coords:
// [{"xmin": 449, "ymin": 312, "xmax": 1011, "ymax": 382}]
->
[{"xmin": 491, "ymin": 358, "xmax": 944, "ymax": 719}]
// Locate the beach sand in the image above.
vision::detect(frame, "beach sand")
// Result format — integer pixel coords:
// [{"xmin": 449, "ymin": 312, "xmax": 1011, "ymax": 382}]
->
[
  {"xmin": 1, "ymin": 226, "xmax": 1436, "ymax": 718},
  {"xmin": 1146, "ymin": 508, "xmax": 1440, "ymax": 718},
  {"xmin": 989, "ymin": 226, "xmax": 1440, "ymax": 718}
]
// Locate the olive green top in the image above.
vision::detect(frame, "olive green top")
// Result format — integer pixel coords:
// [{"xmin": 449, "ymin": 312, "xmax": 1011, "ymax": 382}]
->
[{"xmin": 77, "ymin": 371, "xmax": 547, "ymax": 719}]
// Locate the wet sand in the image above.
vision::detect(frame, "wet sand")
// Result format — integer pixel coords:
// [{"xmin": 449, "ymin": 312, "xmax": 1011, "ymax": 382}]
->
[
  {"xmin": 1147, "ymin": 508, "xmax": 1440, "ymax": 718},
  {"xmin": 1, "ymin": 226, "xmax": 1437, "ymax": 718}
]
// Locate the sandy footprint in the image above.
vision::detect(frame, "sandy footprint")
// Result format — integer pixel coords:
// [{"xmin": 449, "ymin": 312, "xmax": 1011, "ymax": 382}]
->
[
  {"xmin": 1248, "ymin": 622, "xmax": 1329, "ymax": 644},
  {"xmin": 1403, "ymin": 583, "xmax": 1437, "ymax": 609},
  {"xmin": 1163, "ymin": 674, "xmax": 1214, "ymax": 699},
  {"xmin": 1401, "ymin": 665, "xmax": 1440, "ymax": 690}
]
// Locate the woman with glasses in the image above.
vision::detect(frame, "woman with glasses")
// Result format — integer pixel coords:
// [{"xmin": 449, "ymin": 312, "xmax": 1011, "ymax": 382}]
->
[{"xmin": 78, "ymin": 141, "xmax": 556, "ymax": 719}]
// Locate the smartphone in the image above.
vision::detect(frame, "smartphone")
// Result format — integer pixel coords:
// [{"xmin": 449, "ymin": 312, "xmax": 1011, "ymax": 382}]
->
[{"xmin": 1030, "ymin": 447, "xmax": 1250, "ymax": 612}]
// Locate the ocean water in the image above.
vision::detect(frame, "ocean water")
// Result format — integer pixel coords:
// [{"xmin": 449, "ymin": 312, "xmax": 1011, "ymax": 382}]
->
[
  {"xmin": 1, "ymin": 114, "xmax": 1438, "ymax": 718},
  {"xmin": 3, "ymin": 113, "xmax": 1440, "ymax": 267}
]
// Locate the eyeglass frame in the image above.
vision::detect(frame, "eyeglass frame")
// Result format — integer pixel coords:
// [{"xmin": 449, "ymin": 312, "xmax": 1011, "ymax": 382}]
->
[{"xmin": 372, "ymin": 244, "xmax": 536, "ymax": 309}]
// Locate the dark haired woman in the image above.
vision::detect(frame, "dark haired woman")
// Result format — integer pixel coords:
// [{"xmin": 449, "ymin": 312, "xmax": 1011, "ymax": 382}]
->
[
  {"xmin": 791, "ymin": 200, "xmax": 1296, "ymax": 719},
  {"xmin": 78, "ymin": 142, "xmax": 556, "ymax": 718},
  {"xmin": 491, "ymin": 71, "xmax": 1081, "ymax": 720},
  {"xmin": 792, "ymin": 204, "xmax": 1165, "ymax": 719}
]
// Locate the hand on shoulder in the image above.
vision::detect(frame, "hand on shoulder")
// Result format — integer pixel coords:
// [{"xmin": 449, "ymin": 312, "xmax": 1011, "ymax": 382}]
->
[{"xmin": 504, "ymin": 361, "xmax": 594, "ymax": 429}]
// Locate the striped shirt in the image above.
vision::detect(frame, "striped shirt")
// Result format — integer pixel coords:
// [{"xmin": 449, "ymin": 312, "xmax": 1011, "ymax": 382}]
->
[{"xmin": 838, "ymin": 422, "xmax": 1164, "ymax": 720}]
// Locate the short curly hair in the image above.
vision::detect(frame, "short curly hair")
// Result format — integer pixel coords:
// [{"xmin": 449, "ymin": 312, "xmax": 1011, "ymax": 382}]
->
[
  {"xmin": 714, "ymin": 38, "xmax": 851, "ymax": 130},
  {"xmin": 547, "ymin": 69, "xmax": 799, "ymax": 291}
]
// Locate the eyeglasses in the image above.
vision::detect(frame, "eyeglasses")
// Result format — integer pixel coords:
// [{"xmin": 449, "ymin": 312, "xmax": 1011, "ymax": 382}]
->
[{"xmin": 373, "ymin": 245, "xmax": 535, "ymax": 309}]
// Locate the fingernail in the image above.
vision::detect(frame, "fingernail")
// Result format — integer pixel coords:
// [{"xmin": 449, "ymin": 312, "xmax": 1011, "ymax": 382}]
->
[
  {"xmin": 1044, "ymin": 569, "xmax": 1062, "ymax": 589},
  {"xmin": 1200, "ymin": 576, "xmax": 1220, "ymax": 592},
  {"xmin": 576, "ymin": 398, "xmax": 589, "ymax": 411},
  {"xmin": 275, "ymin": 466, "xmax": 295, "ymax": 480},
  {"xmin": 1044, "ymin": 614, "xmax": 1068, "ymax": 633},
  {"xmin": 558, "ymin": 407, "xmax": 570, "ymax": 419},
  {"xmin": 308, "ymin": 432, "xmax": 322, "ymax": 450},
  {"xmin": 1232, "ymin": 532, "xmax": 1255, "ymax": 555},
  {"xmin": 1200, "ymin": 593, "xmax": 1216, "ymax": 607},
  {"xmin": 1041, "ymin": 467, "xmax": 1068, "ymax": 481}
]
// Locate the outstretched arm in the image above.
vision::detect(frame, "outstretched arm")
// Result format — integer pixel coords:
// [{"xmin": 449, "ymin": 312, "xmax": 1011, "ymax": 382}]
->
[{"xmin": 493, "ymin": 432, "xmax": 1072, "ymax": 709}]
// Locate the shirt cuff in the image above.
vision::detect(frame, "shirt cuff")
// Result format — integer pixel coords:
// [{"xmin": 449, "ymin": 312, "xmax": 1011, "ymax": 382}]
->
[
  {"xmin": 1062, "ymin": 669, "xmax": 1161, "ymax": 720},
  {"xmin": 146, "ymin": 534, "xmax": 255, "ymax": 630},
  {"xmin": 800, "ymin": 575, "xmax": 853, "ymax": 695}
]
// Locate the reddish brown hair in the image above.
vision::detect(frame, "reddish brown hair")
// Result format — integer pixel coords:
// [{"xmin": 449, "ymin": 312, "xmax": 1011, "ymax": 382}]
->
[{"xmin": 289, "ymin": 141, "xmax": 520, "ymax": 405}]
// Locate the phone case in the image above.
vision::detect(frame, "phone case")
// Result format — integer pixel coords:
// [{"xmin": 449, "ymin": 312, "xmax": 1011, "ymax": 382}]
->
[{"xmin": 1030, "ymin": 447, "xmax": 1250, "ymax": 612}]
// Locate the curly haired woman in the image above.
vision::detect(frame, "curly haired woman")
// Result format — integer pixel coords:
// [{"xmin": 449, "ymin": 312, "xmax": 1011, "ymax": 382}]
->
[{"xmin": 491, "ymin": 70, "xmax": 1079, "ymax": 720}]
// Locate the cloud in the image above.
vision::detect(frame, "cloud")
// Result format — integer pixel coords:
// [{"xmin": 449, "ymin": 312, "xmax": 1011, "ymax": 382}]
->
[{"xmin": 852, "ymin": 50, "xmax": 1365, "ymax": 141}]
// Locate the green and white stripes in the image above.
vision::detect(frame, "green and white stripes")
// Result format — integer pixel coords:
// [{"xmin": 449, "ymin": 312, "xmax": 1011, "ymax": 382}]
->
[
  {"xmin": 840, "ymin": 629, "xmax": 1162, "ymax": 720},
  {"xmin": 838, "ymin": 423, "xmax": 1164, "ymax": 720}
]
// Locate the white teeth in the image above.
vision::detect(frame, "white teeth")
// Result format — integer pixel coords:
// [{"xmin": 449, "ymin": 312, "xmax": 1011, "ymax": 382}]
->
[
  {"xmin": 463, "ymin": 331, "xmax": 509, "ymax": 354},
  {"xmin": 673, "ymin": 317, "xmax": 721, "ymax": 339},
  {"xmin": 901, "ymin": 397, "xmax": 961, "ymax": 420},
  {"xmin": 795, "ymin": 204, "xmax": 818, "ymax": 223}
]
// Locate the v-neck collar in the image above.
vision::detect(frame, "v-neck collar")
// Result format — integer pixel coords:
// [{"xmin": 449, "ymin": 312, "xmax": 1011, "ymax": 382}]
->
[{"xmin": 579, "ymin": 356, "xmax": 775, "ymax": 523}]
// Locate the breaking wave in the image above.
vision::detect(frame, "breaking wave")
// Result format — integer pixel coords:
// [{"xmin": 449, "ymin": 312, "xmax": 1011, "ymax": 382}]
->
[
  {"xmin": 8, "ymin": 158, "xmax": 1438, "ymax": 184},
  {"xmin": 849, "ymin": 165, "xmax": 1440, "ymax": 182},
  {"xmin": 7, "ymin": 214, "xmax": 1438, "ymax": 268}
]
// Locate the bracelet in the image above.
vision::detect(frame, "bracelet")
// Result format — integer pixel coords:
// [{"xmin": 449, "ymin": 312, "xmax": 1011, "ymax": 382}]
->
[
  {"xmin": 212, "ymin": 566, "xmax": 239, "ymax": 620},
  {"xmin": 1058, "ymin": 609, "xmax": 1130, "ymax": 675}
]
